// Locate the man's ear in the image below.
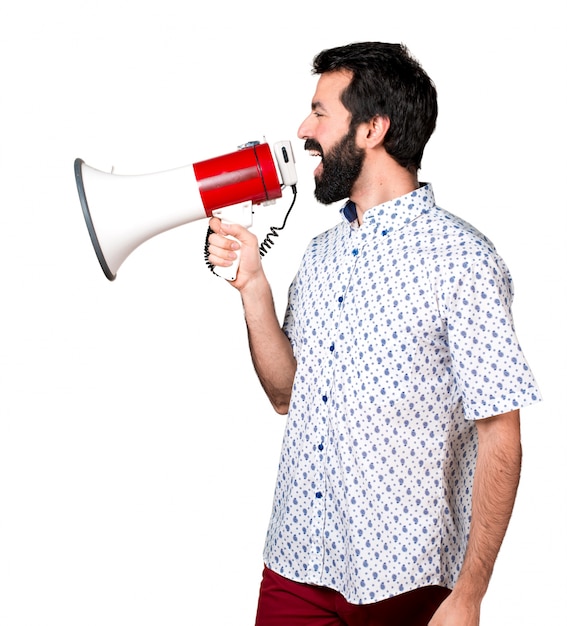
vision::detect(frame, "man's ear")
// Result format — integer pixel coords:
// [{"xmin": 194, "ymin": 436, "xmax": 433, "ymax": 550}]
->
[{"xmin": 365, "ymin": 115, "xmax": 390, "ymax": 147}]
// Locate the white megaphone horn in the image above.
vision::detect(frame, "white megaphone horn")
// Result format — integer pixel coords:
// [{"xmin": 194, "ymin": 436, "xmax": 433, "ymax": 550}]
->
[{"xmin": 74, "ymin": 140, "xmax": 297, "ymax": 281}]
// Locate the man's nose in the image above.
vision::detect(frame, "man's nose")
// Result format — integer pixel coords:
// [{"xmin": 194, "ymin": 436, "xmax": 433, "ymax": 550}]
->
[{"xmin": 297, "ymin": 115, "xmax": 312, "ymax": 139}]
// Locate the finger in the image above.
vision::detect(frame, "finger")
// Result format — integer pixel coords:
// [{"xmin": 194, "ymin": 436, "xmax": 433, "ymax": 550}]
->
[
  {"xmin": 206, "ymin": 240, "xmax": 238, "ymax": 265},
  {"xmin": 206, "ymin": 227, "xmax": 240, "ymax": 269},
  {"xmin": 218, "ymin": 222, "xmax": 259, "ymax": 247},
  {"xmin": 208, "ymin": 230, "xmax": 240, "ymax": 252},
  {"xmin": 208, "ymin": 216, "xmax": 227, "ymax": 236}
]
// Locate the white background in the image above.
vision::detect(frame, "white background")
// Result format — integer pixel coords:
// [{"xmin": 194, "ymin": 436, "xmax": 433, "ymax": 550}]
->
[{"xmin": 0, "ymin": 1, "xmax": 565, "ymax": 624}]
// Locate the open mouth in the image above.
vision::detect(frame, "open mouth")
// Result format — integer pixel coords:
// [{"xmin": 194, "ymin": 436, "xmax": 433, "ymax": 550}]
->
[{"xmin": 305, "ymin": 142, "xmax": 323, "ymax": 176}]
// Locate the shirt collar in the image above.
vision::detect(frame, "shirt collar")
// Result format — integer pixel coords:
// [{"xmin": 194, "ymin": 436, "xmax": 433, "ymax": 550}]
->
[{"xmin": 340, "ymin": 183, "xmax": 436, "ymax": 236}]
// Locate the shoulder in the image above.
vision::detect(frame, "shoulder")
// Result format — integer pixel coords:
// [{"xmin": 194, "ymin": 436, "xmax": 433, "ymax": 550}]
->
[
  {"xmin": 418, "ymin": 207, "xmax": 509, "ymax": 275},
  {"xmin": 423, "ymin": 206, "xmax": 496, "ymax": 252}
]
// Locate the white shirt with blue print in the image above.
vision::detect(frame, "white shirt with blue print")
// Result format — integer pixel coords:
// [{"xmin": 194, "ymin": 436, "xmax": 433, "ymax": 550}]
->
[{"xmin": 263, "ymin": 183, "xmax": 541, "ymax": 604}]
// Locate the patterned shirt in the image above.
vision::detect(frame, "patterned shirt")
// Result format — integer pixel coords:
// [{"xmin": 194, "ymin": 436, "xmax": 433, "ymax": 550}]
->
[{"xmin": 263, "ymin": 184, "xmax": 541, "ymax": 604}]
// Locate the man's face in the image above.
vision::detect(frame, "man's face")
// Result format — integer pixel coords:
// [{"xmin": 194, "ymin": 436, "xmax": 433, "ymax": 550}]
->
[{"xmin": 298, "ymin": 70, "xmax": 365, "ymax": 205}]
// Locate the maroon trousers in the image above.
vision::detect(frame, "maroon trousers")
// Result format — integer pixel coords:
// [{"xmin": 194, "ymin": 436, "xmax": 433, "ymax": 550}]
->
[{"xmin": 255, "ymin": 567, "xmax": 451, "ymax": 626}]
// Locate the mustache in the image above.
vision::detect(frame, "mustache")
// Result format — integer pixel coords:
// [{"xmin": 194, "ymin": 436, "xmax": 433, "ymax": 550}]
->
[{"xmin": 304, "ymin": 138, "xmax": 324, "ymax": 156}]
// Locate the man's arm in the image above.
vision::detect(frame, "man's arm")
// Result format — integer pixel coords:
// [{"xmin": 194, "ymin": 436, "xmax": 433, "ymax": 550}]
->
[
  {"xmin": 240, "ymin": 271, "xmax": 296, "ymax": 413},
  {"xmin": 429, "ymin": 409, "xmax": 522, "ymax": 626},
  {"xmin": 207, "ymin": 218, "xmax": 296, "ymax": 414}
]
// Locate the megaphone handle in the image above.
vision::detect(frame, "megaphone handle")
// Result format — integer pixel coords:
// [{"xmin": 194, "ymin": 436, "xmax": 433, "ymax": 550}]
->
[{"xmin": 211, "ymin": 201, "xmax": 253, "ymax": 281}]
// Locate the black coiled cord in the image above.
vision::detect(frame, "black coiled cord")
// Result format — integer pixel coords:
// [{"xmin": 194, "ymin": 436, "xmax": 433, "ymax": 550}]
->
[
  {"xmin": 258, "ymin": 185, "xmax": 297, "ymax": 257},
  {"xmin": 204, "ymin": 225, "xmax": 217, "ymax": 274},
  {"xmin": 204, "ymin": 185, "xmax": 297, "ymax": 274}
]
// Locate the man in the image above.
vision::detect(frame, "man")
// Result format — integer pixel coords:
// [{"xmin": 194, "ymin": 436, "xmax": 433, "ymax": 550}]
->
[{"xmin": 207, "ymin": 42, "xmax": 541, "ymax": 626}]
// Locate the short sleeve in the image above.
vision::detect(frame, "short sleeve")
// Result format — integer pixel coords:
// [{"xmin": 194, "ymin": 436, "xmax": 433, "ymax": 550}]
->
[{"xmin": 441, "ymin": 251, "xmax": 541, "ymax": 419}]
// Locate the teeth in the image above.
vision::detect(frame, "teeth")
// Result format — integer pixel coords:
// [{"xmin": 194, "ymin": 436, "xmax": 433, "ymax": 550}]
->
[{"xmin": 309, "ymin": 150, "xmax": 321, "ymax": 157}]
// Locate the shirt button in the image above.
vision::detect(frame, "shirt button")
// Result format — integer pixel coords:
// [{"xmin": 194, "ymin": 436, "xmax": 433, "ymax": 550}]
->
[
  {"xmin": 322, "ymin": 395, "xmax": 328, "ymax": 403},
  {"xmin": 315, "ymin": 492, "xmax": 323, "ymax": 499},
  {"xmin": 352, "ymin": 248, "xmax": 359, "ymax": 256},
  {"xmin": 329, "ymin": 343, "xmax": 335, "ymax": 352},
  {"xmin": 338, "ymin": 296, "xmax": 343, "ymax": 303},
  {"xmin": 318, "ymin": 443, "xmax": 324, "ymax": 451}
]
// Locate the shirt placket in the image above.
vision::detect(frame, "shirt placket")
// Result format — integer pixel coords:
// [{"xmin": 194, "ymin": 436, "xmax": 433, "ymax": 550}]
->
[{"xmin": 307, "ymin": 226, "xmax": 366, "ymax": 577}]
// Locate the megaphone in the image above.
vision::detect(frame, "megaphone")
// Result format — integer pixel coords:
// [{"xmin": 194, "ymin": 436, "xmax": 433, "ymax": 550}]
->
[{"xmin": 74, "ymin": 140, "xmax": 297, "ymax": 281}]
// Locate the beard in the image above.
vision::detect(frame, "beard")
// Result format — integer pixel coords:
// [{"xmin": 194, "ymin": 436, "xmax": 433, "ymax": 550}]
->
[{"xmin": 305, "ymin": 126, "xmax": 365, "ymax": 205}]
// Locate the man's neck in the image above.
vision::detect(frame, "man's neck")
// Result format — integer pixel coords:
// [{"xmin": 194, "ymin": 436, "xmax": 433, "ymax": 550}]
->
[{"xmin": 350, "ymin": 155, "xmax": 419, "ymax": 224}]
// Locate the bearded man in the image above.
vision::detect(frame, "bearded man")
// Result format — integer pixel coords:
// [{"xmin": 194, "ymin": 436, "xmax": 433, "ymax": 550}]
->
[{"xmin": 207, "ymin": 42, "xmax": 541, "ymax": 626}]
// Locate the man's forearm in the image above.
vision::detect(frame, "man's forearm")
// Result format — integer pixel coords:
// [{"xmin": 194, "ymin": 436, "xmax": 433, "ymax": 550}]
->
[
  {"xmin": 241, "ymin": 273, "xmax": 296, "ymax": 414},
  {"xmin": 430, "ymin": 410, "xmax": 522, "ymax": 625},
  {"xmin": 459, "ymin": 410, "xmax": 521, "ymax": 593}
]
